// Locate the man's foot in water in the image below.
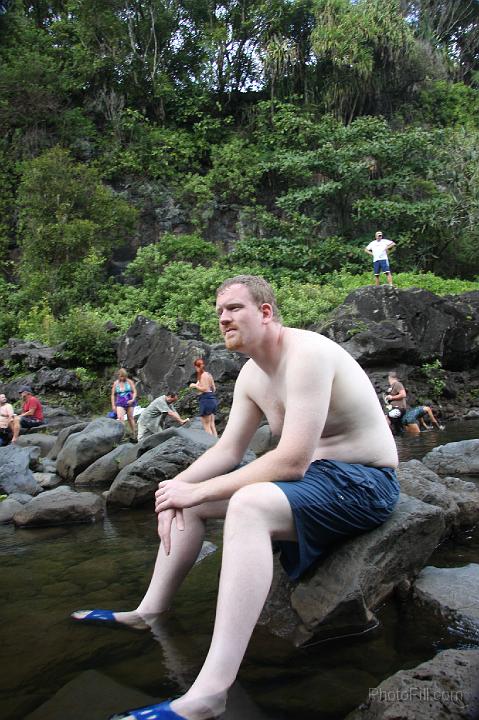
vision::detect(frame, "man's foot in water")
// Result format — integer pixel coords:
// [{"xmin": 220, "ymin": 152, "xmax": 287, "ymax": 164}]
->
[{"xmin": 71, "ymin": 609, "xmax": 160, "ymax": 631}]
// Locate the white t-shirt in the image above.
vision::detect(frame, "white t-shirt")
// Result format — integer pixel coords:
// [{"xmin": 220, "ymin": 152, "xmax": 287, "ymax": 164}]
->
[{"xmin": 367, "ymin": 238, "xmax": 393, "ymax": 261}]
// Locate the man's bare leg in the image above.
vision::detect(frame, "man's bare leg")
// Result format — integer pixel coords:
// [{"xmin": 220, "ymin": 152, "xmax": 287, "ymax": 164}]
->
[
  {"xmin": 72, "ymin": 500, "xmax": 228, "ymax": 626},
  {"xmin": 166, "ymin": 482, "xmax": 297, "ymax": 720},
  {"xmin": 386, "ymin": 271, "xmax": 393, "ymax": 286},
  {"xmin": 374, "ymin": 274, "xmax": 380, "ymax": 287}
]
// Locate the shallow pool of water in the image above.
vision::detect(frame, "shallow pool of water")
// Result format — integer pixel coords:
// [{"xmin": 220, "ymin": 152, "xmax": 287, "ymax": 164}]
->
[{"xmin": 1, "ymin": 421, "xmax": 478, "ymax": 720}]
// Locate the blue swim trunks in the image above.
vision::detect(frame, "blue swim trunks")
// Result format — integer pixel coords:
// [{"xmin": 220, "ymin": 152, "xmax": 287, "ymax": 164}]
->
[
  {"xmin": 274, "ymin": 459, "xmax": 399, "ymax": 581},
  {"xmin": 199, "ymin": 392, "xmax": 218, "ymax": 417},
  {"xmin": 402, "ymin": 407, "xmax": 426, "ymax": 425},
  {"xmin": 373, "ymin": 259, "xmax": 390, "ymax": 275}
]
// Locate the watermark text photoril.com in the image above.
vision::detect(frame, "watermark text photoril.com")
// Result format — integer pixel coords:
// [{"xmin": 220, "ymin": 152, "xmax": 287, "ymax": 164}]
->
[{"xmin": 368, "ymin": 686, "xmax": 465, "ymax": 707}]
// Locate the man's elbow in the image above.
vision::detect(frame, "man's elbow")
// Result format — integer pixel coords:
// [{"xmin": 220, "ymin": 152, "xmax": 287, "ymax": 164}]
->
[{"xmin": 273, "ymin": 451, "xmax": 309, "ymax": 481}]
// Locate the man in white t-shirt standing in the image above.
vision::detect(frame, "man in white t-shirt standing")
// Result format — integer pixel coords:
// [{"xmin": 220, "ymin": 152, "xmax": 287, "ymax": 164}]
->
[{"xmin": 364, "ymin": 230, "xmax": 396, "ymax": 287}]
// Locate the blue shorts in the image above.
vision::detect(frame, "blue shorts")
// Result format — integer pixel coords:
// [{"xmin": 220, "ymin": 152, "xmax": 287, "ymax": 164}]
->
[
  {"xmin": 402, "ymin": 407, "xmax": 426, "ymax": 425},
  {"xmin": 373, "ymin": 259, "xmax": 390, "ymax": 275},
  {"xmin": 274, "ymin": 459, "xmax": 399, "ymax": 581},
  {"xmin": 199, "ymin": 392, "xmax": 218, "ymax": 416}
]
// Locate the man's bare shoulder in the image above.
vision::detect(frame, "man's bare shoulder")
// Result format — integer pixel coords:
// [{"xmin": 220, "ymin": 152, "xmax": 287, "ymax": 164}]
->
[{"xmin": 283, "ymin": 327, "xmax": 342, "ymax": 359}]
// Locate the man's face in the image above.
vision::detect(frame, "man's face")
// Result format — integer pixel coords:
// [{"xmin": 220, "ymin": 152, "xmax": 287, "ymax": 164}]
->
[
  {"xmin": 216, "ymin": 284, "xmax": 265, "ymax": 352},
  {"xmin": 376, "ymin": 233, "xmax": 382, "ymax": 241},
  {"xmin": 166, "ymin": 394, "xmax": 177, "ymax": 404},
  {"xmin": 20, "ymin": 391, "xmax": 29, "ymax": 401},
  {"xmin": 0, "ymin": 394, "xmax": 6, "ymax": 404}
]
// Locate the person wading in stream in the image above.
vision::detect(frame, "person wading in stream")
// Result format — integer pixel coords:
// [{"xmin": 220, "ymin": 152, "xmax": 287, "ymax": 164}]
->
[{"xmin": 72, "ymin": 275, "xmax": 399, "ymax": 720}]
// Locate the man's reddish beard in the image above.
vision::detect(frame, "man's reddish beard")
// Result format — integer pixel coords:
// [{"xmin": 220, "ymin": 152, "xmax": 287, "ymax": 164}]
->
[{"xmin": 223, "ymin": 328, "xmax": 242, "ymax": 349}]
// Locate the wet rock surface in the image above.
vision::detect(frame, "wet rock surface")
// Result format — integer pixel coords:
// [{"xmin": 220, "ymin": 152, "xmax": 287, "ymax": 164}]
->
[{"xmin": 345, "ymin": 648, "xmax": 479, "ymax": 720}]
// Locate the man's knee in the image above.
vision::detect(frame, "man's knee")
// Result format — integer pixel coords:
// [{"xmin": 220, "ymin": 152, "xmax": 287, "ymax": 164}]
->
[{"xmin": 227, "ymin": 484, "xmax": 281, "ymax": 524}]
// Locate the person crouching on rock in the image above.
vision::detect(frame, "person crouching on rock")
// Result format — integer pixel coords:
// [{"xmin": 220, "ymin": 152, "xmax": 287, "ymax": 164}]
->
[
  {"xmin": 137, "ymin": 391, "xmax": 190, "ymax": 443},
  {"xmin": 111, "ymin": 368, "xmax": 137, "ymax": 438},
  {"xmin": 190, "ymin": 358, "xmax": 218, "ymax": 437}
]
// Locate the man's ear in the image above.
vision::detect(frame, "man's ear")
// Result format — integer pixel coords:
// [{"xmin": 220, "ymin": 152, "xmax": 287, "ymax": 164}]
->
[{"xmin": 260, "ymin": 303, "xmax": 274, "ymax": 322}]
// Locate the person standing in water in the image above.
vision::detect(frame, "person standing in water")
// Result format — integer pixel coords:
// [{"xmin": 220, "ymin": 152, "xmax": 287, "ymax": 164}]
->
[{"xmin": 190, "ymin": 358, "xmax": 218, "ymax": 437}]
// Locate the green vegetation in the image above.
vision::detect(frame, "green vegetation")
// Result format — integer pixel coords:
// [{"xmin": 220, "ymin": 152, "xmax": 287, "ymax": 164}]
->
[
  {"xmin": 420, "ymin": 359, "xmax": 447, "ymax": 400},
  {"xmin": 0, "ymin": 0, "xmax": 477, "ymax": 358}
]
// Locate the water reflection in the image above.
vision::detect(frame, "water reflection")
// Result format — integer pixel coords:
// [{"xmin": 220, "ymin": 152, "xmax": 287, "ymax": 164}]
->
[{"xmin": 0, "ymin": 421, "xmax": 478, "ymax": 720}]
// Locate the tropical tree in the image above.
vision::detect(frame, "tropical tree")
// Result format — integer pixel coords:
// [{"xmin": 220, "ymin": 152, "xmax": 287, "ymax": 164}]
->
[{"xmin": 17, "ymin": 146, "xmax": 137, "ymax": 313}]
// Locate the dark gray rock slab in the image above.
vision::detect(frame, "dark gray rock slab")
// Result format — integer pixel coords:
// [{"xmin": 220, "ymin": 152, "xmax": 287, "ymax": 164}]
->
[
  {"xmin": 9, "ymin": 492, "xmax": 35, "ymax": 504},
  {"xmin": 34, "ymin": 472, "xmax": 62, "ymax": 490},
  {"xmin": 317, "ymin": 286, "xmax": 479, "ymax": 371},
  {"xmin": 263, "ymin": 494, "xmax": 445, "ymax": 645},
  {"xmin": 441, "ymin": 476, "xmax": 479, "ymax": 527},
  {"xmin": 414, "ymin": 564, "xmax": 479, "ymax": 627},
  {"xmin": 13, "ymin": 486, "xmax": 104, "ymax": 527},
  {"xmin": 248, "ymin": 424, "xmax": 279, "ymax": 456},
  {"xmin": 345, "ymin": 648, "xmax": 479, "ymax": 720},
  {"xmin": 397, "ymin": 459, "xmax": 479, "ymax": 532},
  {"xmin": 108, "ymin": 427, "xmax": 254, "ymax": 507},
  {"xmin": 423, "ymin": 439, "xmax": 479, "ymax": 476},
  {"xmin": 47, "ymin": 422, "xmax": 89, "ymax": 460},
  {"xmin": 42, "ymin": 406, "xmax": 83, "ymax": 431},
  {"xmin": 136, "ymin": 424, "xmax": 217, "ymax": 457},
  {"xmin": 16, "ymin": 433, "xmax": 56, "ymax": 456},
  {"xmin": 107, "ymin": 434, "xmax": 210, "ymax": 507},
  {"xmin": 117, "ymin": 316, "xmax": 246, "ymax": 399},
  {"xmin": 0, "ymin": 498, "xmax": 24, "ymax": 523},
  {"xmin": 0, "ymin": 445, "xmax": 42, "ymax": 496},
  {"xmin": 75, "ymin": 443, "xmax": 138, "ymax": 487},
  {"xmin": 56, "ymin": 418, "xmax": 125, "ymax": 481},
  {"xmin": 1, "ymin": 338, "xmax": 65, "ymax": 370}
]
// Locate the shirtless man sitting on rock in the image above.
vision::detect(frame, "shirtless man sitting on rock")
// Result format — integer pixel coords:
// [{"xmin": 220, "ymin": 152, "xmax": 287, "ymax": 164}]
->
[
  {"xmin": 72, "ymin": 275, "xmax": 399, "ymax": 720},
  {"xmin": 0, "ymin": 393, "xmax": 19, "ymax": 446}
]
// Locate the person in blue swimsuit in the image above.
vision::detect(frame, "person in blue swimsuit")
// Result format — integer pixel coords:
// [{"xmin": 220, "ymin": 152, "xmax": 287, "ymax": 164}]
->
[
  {"xmin": 73, "ymin": 276, "xmax": 399, "ymax": 720},
  {"xmin": 402, "ymin": 405, "xmax": 444, "ymax": 434},
  {"xmin": 190, "ymin": 358, "xmax": 218, "ymax": 437},
  {"xmin": 111, "ymin": 368, "xmax": 137, "ymax": 438}
]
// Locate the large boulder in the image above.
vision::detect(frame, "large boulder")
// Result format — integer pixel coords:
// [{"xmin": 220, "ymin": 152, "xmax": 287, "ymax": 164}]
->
[
  {"xmin": 13, "ymin": 486, "xmax": 104, "ymax": 527},
  {"xmin": 16, "ymin": 433, "xmax": 56, "ymax": 457},
  {"xmin": 47, "ymin": 422, "xmax": 90, "ymax": 460},
  {"xmin": 0, "ymin": 338, "xmax": 65, "ymax": 371},
  {"xmin": 42, "ymin": 406, "xmax": 83, "ymax": 431},
  {"xmin": 422, "ymin": 439, "xmax": 479, "ymax": 476},
  {"xmin": 117, "ymin": 316, "xmax": 246, "ymax": 398},
  {"xmin": 106, "ymin": 428, "xmax": 216, "ymax": 507},
  {"xmin": 0, "ymin": 368, "xmax": 81, "ymax": 397},
  {"xmin": 397, "ymin": 459, "xmax": 479, "ymax": 532},
  {"xmin": 413, "ymin": 564, "xmax": 479, "ymax": 628},
  {"xmin": 0, "ymin": 498, "xmax": 24, "ymax": 524},
  {"xmin": 0, "ymin": 445, "xmax": 42, "ymax": 496},
  {"xmin": 262, "ymin": 494, "xmax": 445, "ymax": 645},
  {"xmin": 75, "ymin": 443, "xmax": 138, "ymax": 487},
  {"xmin": 346, "ymin": 648, "xmax": 479, "ymax": 720},
  {"xmin": 56, "ymin": 418, "xmax": 125, "ymax": 482},
  {"xmin": 318, "ymin": 286, "xmax": 479, "ymax": 370}
]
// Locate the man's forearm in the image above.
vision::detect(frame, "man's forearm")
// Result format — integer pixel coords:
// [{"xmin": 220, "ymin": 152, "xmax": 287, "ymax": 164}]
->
[
  {"xmin": 196, "ymin": 448, "xmax": 305, "ymax": 504},
  {"xmin": 175, "ymin": 442, "xmax": 242, "ymax": 485}
]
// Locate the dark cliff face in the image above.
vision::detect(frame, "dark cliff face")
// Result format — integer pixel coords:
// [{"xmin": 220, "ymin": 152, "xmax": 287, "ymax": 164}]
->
[{"xmin": 316, "ymin": 286, "xmax": 479, "ymax": 372}]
